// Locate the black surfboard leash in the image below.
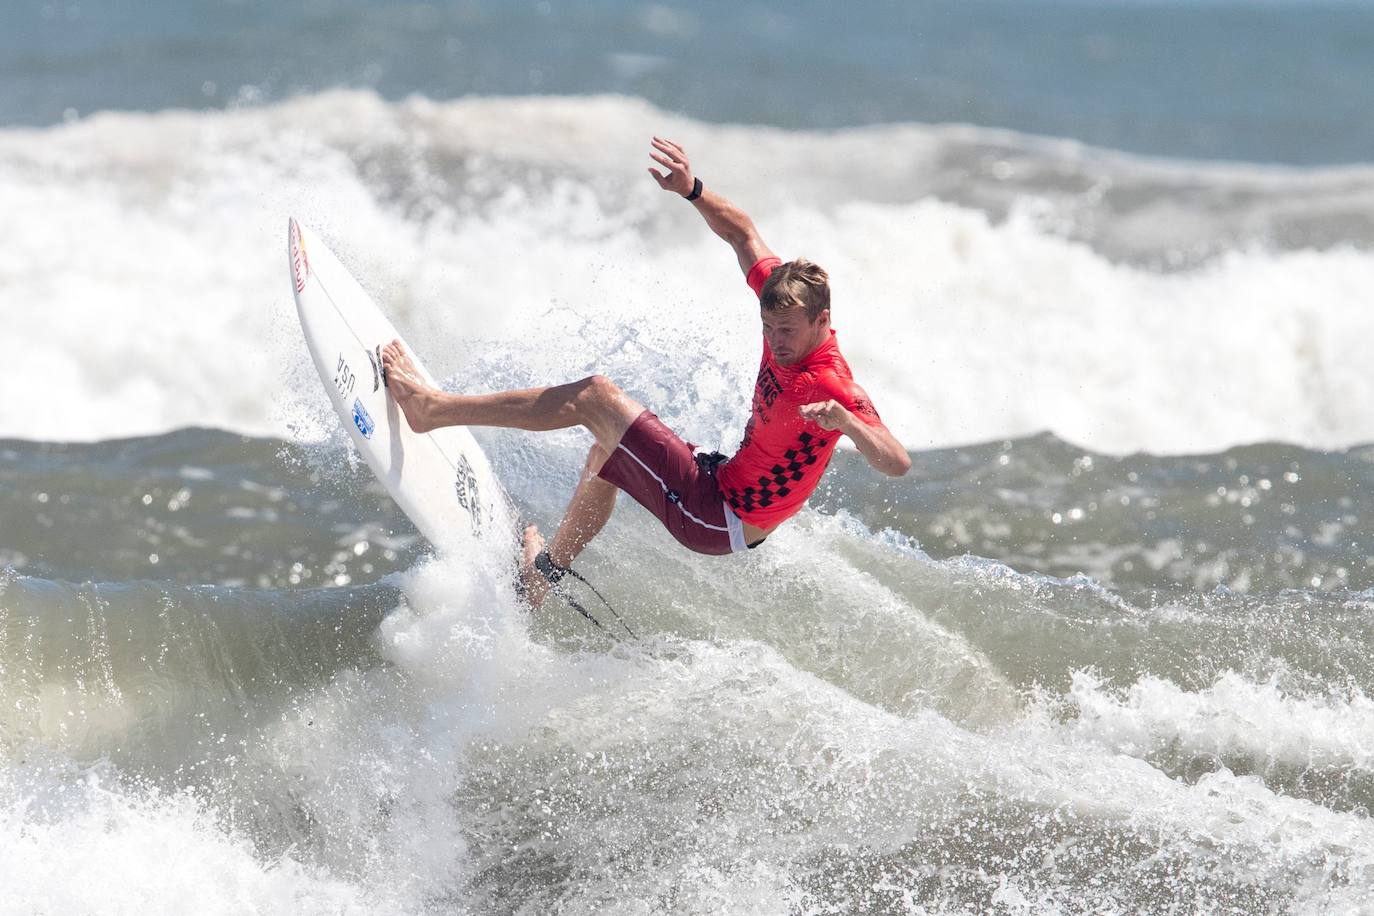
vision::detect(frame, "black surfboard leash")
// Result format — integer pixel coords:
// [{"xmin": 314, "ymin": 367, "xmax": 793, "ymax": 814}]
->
[{"xmin": 535, "ymin": 550, "xmax": 636, "ymax": 639}]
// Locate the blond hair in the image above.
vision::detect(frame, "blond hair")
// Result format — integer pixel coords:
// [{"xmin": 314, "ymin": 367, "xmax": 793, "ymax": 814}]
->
[{"xmin": 759, "ymin": 259, "xmax": 830, "ymax": 322}]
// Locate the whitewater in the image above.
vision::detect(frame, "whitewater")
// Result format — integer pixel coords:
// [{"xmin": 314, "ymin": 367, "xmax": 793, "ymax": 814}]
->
[
  {"xmin": 3, "ymin": 92, "xmax": 1374, "ymax": 914},
  {"xmin": 4, "ymin": 92, "xmax": 1374, "ymax": 454}
]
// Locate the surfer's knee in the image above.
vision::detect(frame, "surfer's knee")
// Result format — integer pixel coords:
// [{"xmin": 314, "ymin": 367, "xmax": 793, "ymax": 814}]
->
[
  {"xmin": 574, "ymin": 374, "xmax": 629, "ymax": 419},
  {"xmin": 579, "ymin": 374, "xmax": 623, "ymax": 406},
  {"xmin": 572, "ymin": 375, "xmax": 641, "ymax": 449}
]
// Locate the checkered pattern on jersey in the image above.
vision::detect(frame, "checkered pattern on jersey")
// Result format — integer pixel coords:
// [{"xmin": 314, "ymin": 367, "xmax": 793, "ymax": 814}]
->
[{"xmin": 726, "ymin": 431, "xmax": 831, "ymax": 515}]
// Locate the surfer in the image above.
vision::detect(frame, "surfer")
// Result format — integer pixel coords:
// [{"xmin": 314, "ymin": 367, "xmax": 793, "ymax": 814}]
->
[{"xmin": 381, "ymin": 137, "xmax": 910, "ymax": 608}]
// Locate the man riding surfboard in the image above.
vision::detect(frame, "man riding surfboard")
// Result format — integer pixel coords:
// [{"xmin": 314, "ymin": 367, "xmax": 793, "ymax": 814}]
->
[{"xmin": 381, "ymin": 138, "xmax": 911, "ymax": 607}]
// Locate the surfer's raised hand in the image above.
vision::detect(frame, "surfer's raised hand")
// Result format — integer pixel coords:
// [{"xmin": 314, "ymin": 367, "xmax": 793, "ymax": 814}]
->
[
  {"xmin": 658, "ymin": 139, "xmax": 776, "ymax": 275},
  {"xmin": 648, "ymin": 136, "xmax": 695, "ymax": 197}
]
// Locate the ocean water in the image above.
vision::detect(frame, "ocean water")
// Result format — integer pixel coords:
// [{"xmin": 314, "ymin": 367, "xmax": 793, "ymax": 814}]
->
[{"xmin": 4, "ymin": 2, "xmax": 1374, "ymax": 913}]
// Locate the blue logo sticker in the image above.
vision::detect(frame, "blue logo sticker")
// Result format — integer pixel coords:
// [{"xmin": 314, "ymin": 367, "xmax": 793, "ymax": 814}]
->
[{"xmin": 352, "ymin": 398, "xmax": 375, "ymax": 439}]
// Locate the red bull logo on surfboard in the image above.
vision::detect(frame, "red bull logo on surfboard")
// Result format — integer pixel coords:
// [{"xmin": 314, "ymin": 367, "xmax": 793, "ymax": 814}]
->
[{"xmin": 290, "ymin": 220, "xmax": 310, "ymax": 293}]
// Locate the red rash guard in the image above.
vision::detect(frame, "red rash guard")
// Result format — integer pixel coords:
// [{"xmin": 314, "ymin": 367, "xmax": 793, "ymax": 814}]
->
[{"xmin": 716, "ymin": 258, "xmax": 886, "ymax": 529}]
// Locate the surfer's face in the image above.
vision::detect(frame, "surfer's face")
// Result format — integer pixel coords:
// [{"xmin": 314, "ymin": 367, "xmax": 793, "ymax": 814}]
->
[{"xmin": 761, "ymin": 308, "xmax": 830, "ymax": 366}]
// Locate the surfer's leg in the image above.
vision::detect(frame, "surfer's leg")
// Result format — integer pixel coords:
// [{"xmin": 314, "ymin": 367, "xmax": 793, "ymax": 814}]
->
[
  {"xmin": 519, "ymin": 524, "xmax": 552, "ymax": 609},
  {"xmin": 520, "ymin": 446, "xmax": 618, "ymax": 609},
  {"xmin": 427, "ymin": 375, "xmax": 642, "ymax": 453},
  {"xmin": 382, "ymin": 343, "xmax": 640, "ymax": 454},
  {"xmin": 548, "ymin": 445, "xmax": 618, "ymax": 568}
]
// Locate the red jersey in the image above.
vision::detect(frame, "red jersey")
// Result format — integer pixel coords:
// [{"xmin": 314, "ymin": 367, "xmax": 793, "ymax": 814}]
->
[{"xmin": 716, "ymin": 258, "xmax": 885, "ymax": 529}]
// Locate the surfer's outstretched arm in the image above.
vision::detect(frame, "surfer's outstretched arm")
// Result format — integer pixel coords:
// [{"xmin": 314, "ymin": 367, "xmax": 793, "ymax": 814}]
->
[{"xmin": 648, "ymin": 137, "xmax": 777, "ymax": 278}]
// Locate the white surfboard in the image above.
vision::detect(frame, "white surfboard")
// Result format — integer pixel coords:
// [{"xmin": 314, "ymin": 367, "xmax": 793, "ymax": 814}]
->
[{"xmin": 287, "ymin": 217, "xmax": 515, "ymax": 556}]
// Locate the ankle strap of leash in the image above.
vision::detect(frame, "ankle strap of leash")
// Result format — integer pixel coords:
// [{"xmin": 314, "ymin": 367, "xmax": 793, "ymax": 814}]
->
[{"xmin": 535, "ymin": 549, "xmax": 636, "ymax": 639}]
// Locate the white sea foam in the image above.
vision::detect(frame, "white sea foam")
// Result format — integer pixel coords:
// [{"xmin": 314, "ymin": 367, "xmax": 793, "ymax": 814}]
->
[
  {"xmin": 4, "ymin": 521, "xmax": 1373, "ymax": 911},
  {"xmin": 373, "ymin": 551, "xmax": 1374, "ymax": 910},
  {"xmin": 2, "ymin": 91, "xmax": 1374, "ymax": 455},
  {"xmin": 0, "ymin": 756, "xmax": 373, "ymax": 916},
  {"xmin": 1063, "ymin": 668, "xmax": 1374, "ymax": 774}
]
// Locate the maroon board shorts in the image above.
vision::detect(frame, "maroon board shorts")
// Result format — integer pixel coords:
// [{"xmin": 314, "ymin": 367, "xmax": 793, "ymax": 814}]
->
[{"xmin": 598, "ymin": 410, "xmax": 749, "ymax": 556}]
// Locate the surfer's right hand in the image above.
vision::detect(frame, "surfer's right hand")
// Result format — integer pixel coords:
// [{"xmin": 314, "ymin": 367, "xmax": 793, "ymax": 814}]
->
[{"xmin": 648, "ymin": 136, "xmax": 694, "ymax": 197}]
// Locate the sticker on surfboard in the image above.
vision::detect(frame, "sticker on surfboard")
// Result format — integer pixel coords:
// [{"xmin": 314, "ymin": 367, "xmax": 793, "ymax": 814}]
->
[
  {"xmin": 289, "ymin": 219, "xmax": 310, "ymax": 293},
  {"xmin": 351, "ymin": 398, "xmax": 375, "ymax": 439}
]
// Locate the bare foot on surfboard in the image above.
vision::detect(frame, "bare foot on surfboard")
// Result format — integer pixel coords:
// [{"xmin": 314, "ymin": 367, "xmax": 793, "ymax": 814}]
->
[
  {"xmin": 380, "ymin": 340, "xmax": 436, "ymax": 433},
  {"xmin": 518, "ymin": 523, "xmax": 552, "ymax": 610}
]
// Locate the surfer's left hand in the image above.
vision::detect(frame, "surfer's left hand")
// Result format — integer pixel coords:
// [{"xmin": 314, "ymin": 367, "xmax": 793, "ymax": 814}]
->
[
  {"xmin": 648, "ymin": 137, "xmax": 695, "ymax": 197},
  {"xmin": 799, "ymin": 400, "xmax": 853, "ymax": 432}
]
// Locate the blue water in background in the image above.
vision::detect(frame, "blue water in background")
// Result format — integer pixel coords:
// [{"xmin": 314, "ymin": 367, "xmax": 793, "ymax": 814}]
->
[{"xmin": 4, "ymin": 0, "xmax": 1373, "ymax": 165}]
